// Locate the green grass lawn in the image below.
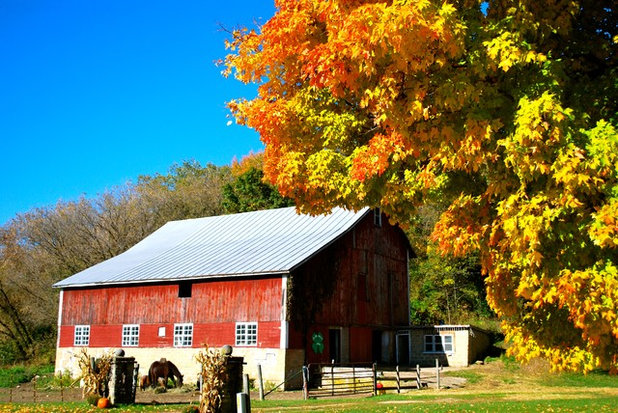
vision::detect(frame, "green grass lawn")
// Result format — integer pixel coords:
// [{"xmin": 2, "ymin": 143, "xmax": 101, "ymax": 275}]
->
[
  {"xmin": 1, "ymin": 390, "xmax": 616, "ymax": 413},
  {"xmin": 0, "ymin": 365, "xmax": 54, "ymax": 388},
  {"xmin": 0, "ymin": 402, "xmax": 189, "ymax": 412},
  {"xmin": 249, "ymin": 392, "xmax": 618, "ymax": 413}
]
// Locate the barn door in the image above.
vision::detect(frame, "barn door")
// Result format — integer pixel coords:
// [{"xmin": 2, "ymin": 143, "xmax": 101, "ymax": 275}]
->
[
  {"xmin": 396, "ymin": 332, "xmax": 411, "ymax": 365},
  {"xmin": 372, "ymin": 330, "xmax": 382, "ymax": 363},
  {"xmin": 329, "ymin": 328, "xmax": 341, "ymax": 363}
]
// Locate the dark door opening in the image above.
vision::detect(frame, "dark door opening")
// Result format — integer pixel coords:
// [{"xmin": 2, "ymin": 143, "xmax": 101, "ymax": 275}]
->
[
  {"xmin": 397, "ymin": 333, "xmax": 410, "ymax": 365},
  {"xmin": 372, "ymin": 330, "xmax": 382, "ymax": 363},
  {"xmin": 329, "ymin": 328, "xmax": 341, "ymax": 363}
]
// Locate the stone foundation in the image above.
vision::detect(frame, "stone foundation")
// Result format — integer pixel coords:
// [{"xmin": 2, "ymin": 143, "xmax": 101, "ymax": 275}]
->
[{"xmin": 56, "ymin": 347, "xmax": 305, "ymax": 389}]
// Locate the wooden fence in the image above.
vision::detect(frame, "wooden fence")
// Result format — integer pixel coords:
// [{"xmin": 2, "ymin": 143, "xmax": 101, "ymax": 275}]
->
[{"xmin": 302, "ymin": 363, "xmax": 430, "ymax": 399}]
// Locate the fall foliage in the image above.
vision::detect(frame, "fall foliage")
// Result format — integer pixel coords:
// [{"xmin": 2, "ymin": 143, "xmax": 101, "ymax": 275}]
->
[{"xmin": 225, "ymin": 1, "xmax": 618, "ymax": 372}]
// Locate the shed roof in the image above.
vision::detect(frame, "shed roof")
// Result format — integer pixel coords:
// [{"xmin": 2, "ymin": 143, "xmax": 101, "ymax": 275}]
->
[{"xmin": 54, "ymin": 207, "xmax": 370, "ymax": 288}]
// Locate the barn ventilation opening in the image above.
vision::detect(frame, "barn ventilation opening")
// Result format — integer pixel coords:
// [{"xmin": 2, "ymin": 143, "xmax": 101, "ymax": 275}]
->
[{"xmin": 178, "ymin": 281, "xmax": 192, "ymax": 298}]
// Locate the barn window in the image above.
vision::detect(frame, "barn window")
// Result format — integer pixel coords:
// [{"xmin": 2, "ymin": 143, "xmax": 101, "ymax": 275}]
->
[
  {"xmin": 424, "ymin": 334, "xmax": 454, "ymax": 353},
  {"xmin": 373, "ymin": 209, "xmax": 382, "ymax": 227},
  {"xmin": 235, "ymin": 322, "xmax": 257, "ymax": 346},
  {"xmin": 178, "ymin": 282, "xmax": 192, "ymax": 298},
  {"xmin": 122, "ymin": 324, "xmax": 140, "ymax": 347},
  {"xmin": 74, "ymin": 325, "xmax": 90, "ymax": 346},
  {"xmin": 174, "ymin": 323, "xmax": 193, "ymax": 347}
]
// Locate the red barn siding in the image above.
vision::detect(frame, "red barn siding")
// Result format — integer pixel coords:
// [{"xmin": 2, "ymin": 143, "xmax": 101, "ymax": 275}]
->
[
  {"xmin": 61, "ymin": 277, "xmax": 282, "ymax": 325},
  {"xmin": 139, "ymin": 324, "xmax": 173, "ymax": 347},
  {"xmin": 59, "ymin": 277, "xmax": 282, "ymax": 348},
  {"xmin": 349, "ymin": 327, "xmax": 373, "ymax": 361},
  {"xmin": 288, "ymin": 212, "xmax": 410, "ymax": 363},
  {"xmin": 287, "ymin": 324, "xmax": 304, "ymax": 349},
  {"xmin": 290, "ymin": 212, "xmax": 409, "ymax": 328},
  {"xmin": 59, "ymin": 321, "xmax": 281, "ymax": 348},
  {"xmin": 89, "ymin": 325, "xmax": 122, "ymax": 347},
  {"xmin": 58, "ymin": 326, "xmax": 74, "ymax": 347},
  {"xmin": 257, "ymin": 321, "xmax": 282, "ymax": 348},
  {"xmin": 322, "ymin": 216, "xmax": 407, "ymax": 326}
]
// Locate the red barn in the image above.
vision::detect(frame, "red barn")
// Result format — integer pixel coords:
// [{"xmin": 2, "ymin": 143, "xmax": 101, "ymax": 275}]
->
[{"xmin": 54, "ymin": 207, "xmax": 412, "ymax": 387}]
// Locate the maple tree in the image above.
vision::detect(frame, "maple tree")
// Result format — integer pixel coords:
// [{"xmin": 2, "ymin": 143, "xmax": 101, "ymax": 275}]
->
[{"xmin": 224, "ymin": 0, "xmax": 618, "ymax": 372}]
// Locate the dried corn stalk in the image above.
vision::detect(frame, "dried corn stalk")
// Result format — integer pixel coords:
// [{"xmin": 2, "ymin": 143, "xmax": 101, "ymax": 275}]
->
[
  {"xmin": 195, "ymin": 345, "xmax": 228, "ymax": 413},
  {"xmin": 77, "ymin": 348, "xmax": 113, "ymax": 398}
]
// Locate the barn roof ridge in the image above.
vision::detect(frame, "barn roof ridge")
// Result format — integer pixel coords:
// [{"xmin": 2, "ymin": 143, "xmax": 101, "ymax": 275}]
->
[{"xmin": 53, "ymin": 206, "xmax": 370, "ymax": 288}]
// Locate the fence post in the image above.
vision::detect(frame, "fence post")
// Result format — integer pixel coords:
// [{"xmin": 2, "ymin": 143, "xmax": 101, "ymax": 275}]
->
[
  {"xmin": 435, "ymin": 359, "xmax": 440, "ymax": 390},
  {"xmin": 416, "ymin": 364, "xmax": 421, "ymax": 389},
  {"xmin": 372, "ymin": 363, "xmax": 377, "ymax": 396},
  {"xmin": 330, "ymin": 362, "xmax": 335, "ymax": 396},
  {"xmin": 243, "ymin": 373, "xmax": 250, "ymax": 395},
  {"xmin": 257, "ymin": 364, "xmax": 264, "ymax": 401},
  {"xmin": 60, "ymin": 372, "xmax": 64, "ymax": 402},
  {"xmin": 132, "ymin": 362, "xmax": 139, "ymax": 401},
  {"xmin": 33, "ymin": 375, "xmax": 38, "ymax": 403},
  {"xmin": 241, "ymin": 374, "xmax": 252, "ymax": 413},
  {"xmin": 302, "ymin": 366, "xmax": 309, "ymax": 400},
  {"xmin": 236, "ymin": 392, "xmax": 249, "ymax": 413},
  {"xmin": 396, "ymin": 365, "xmax": 400, "ymax": 394},
  {"xmin": 352, "ymin": 365, "xmax": 356, "ymax": 393}
]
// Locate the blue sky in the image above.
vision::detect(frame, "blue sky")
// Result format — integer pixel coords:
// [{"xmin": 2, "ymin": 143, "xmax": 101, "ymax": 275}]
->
[{"xmin": 0, "ymin": 0, "xmax": 276, "ymax": 225}]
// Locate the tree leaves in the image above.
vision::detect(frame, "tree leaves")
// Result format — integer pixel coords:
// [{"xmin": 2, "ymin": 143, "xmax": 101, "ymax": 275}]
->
[{"xmin": 225, "ymin": 0, "xmax": 618, "ymax": 372}]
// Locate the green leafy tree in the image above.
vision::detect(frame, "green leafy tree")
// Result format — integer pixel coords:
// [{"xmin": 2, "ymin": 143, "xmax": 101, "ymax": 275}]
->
[
  {"xmin": 222, "ymin": 167, "xmax": 294, "ymax": 213},
  {"xmin": 407, "ymin": 204, "xmax": 493, "ymax": 327}
]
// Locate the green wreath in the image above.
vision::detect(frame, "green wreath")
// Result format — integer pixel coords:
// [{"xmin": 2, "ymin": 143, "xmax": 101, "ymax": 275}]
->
[{"xmin": 311, "ymin": 332, "xmax": 324, "ymax": 354}]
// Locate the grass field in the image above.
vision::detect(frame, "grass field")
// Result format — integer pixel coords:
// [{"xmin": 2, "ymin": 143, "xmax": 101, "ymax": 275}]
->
[{"xmin": 0, "ymin": 357, "xmax": 616, "ymax": 412}]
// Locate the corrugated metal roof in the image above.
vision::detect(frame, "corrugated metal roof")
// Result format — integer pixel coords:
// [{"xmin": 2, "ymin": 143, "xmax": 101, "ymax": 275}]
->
[{"xmin": 53, "ymin": 207, "xmax": 370, "ymax": 288}]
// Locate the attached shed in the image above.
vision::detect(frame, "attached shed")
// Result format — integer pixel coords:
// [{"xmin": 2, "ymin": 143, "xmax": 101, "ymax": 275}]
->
[
  {"xmin": 402, "ymin": 325, "xmax": 491, "ymax": 367},
  {"xmin": 54, "ymin": 207, "xmax": 412, "ymax": 388}
]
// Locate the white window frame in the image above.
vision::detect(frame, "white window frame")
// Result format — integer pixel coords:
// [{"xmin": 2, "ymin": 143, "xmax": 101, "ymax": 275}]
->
[
  {"xmin": 424, "ymin": 334, "xmax": 454, "ymax": 354},
  {"xmin": 235, "ymin": 322, "xmax": 258, "ymax": 346},
  {"xmin": 122, "ymin": 324, "xmax": 140, "ymax": 347},
  {"xmin": 74, "ymin": 325, "xmax": 90, "ymax": 346},
  {"xmin": 174, "ymin": 323, "xmax": 193, "ymax": 347}
]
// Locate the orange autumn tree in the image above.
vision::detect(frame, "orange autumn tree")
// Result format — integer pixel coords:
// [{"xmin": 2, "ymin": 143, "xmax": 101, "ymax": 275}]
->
[{"xmin": 223, "ymin": 0, "xmax": 618, "ymax": 372}]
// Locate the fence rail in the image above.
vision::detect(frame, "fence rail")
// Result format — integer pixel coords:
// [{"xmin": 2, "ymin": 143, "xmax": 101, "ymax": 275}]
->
[
  {"xmin": 0, "ymin": 372, "xmax": 81, "ymax": 404},
  {"xmin": 303, "ymin": 363, "xmax": 431, "ymax": 398},
  {"xmin": 377, "ymin": 365, "xmax": 425, "ymax": 393}
]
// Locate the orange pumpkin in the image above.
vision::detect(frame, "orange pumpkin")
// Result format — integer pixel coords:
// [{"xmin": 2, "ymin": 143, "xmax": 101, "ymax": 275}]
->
[{"xmin": 97, "ymin": 397, "xmax": 110, "ymax": 409}]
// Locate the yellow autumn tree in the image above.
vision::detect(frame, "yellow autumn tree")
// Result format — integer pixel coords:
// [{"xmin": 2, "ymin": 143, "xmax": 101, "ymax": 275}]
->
[{"xmin": 224, "ymin": 0, "xmax": 618, "ymax": 372}]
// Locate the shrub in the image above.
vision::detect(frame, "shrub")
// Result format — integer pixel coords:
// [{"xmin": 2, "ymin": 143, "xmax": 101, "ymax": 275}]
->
[
  {"xmin": 0, "ymin": 366, "xmax": 30, "ymax": 387},
  {"xmin": 37, "ymin": 369, "xmax": 76, "ymax": 390}
]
